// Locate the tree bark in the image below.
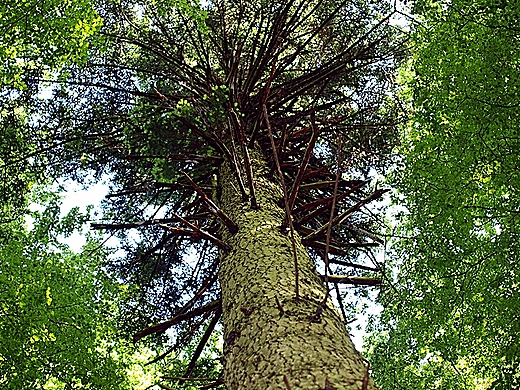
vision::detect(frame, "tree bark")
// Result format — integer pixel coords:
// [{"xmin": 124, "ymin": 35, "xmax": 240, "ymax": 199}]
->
[{"xmin": 218, "ymin": 149, "xmax": 377, "ymax": 390}]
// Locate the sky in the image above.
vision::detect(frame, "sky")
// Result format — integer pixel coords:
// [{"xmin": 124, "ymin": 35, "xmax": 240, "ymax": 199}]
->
[{"xmin": 59, "ymin": 179, "xmax": 109, "ymax": 252}]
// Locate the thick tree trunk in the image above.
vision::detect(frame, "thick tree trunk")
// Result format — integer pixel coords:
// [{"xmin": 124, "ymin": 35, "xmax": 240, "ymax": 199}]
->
[{"xmin": 218, "ymin": 150, "xmax": 377, "ymax": 390}]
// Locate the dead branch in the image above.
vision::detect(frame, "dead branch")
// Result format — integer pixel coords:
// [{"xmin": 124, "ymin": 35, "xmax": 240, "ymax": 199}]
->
[
  {"xmin": 263, "ymin": 59, "xmax": 301, "ymax": 300},
  {"xmin": 184, "ymin": 307, "xmax": 222, "ymax": 377},
  {"xmin": 133, "ymin": 299, "xmax": 221, "ymax": 343},
  {"xmin": 200, "ymin": 380, "xmax": 226, "ymax": 390},
  {"xmin": 91, "ymin": 218, "xmax": 179, "ymax": 230},
  {"xmin": 283, "ymin": 374, "xmax": 292, "ymax": 390},
  {"xmin": 231, "ymin": 108, "xmax": 258, "ymax": 209},
  {"xmin": 182, "ymin": 171, "xmax": 239, "ymax": 233},
  {"xmin": 286, "ymin": 111, "xmax": 320, "ymax": 212},
  {"xmin": 327, "ymin": 257, "xmax": 380, "ymax": 273},
  {"xmin": 160, "ymin": 215, "xmax": 233, "ymax": 252},
  {"xmin": 303, "ymin": 189, "xmax": 389, "ymax": 242},
  {"xmin": 302, "ymin": 239, "xmax": 378, "ymax": 256},
  {"xmin": 319, "ymin": 275, "xmax": 381, "ymax": 286},
  {"xmin": 161, "ymin": 377, "xmax": 220, "ymax": 382}
]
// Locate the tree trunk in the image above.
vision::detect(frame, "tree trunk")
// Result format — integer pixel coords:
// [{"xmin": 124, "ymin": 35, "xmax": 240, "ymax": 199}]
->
[{"xmin": 218, "ymin": 149, "xmax": 377, "ymax": 390}]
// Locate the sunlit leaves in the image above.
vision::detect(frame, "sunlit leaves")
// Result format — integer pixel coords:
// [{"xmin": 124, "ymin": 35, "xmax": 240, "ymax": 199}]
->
[
  {"xmin": 0, "ymin": 0, "xmax": 103, "ymax": 87},
  {"xmin": 0, "ymin": 189, "xmax": 130, "ymax": 389},
  {"xmin": 368, "ymin": 1, "xmax": 520, "ymax": 389}
]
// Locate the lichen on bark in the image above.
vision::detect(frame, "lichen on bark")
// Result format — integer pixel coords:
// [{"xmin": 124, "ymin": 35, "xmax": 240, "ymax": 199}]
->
[{"xmin": 218, "ymin": 148, "xmax": 377, "ymax": 390}]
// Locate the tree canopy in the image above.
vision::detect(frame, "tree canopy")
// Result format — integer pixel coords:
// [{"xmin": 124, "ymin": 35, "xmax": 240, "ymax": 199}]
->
[
  {"xmin": 0, "ymin": 188, "xmax": 128, "ymax": 389},
  {"xmin": 10, "ymin": 0, "xmax": 520, "ymax": 388},
  {"xmin": 0, "ymin": 0, "xmax": 102, "ymax": 87},
  {"xmin": 367, "ymin": 1, "xmax": 520, "ymax": 389}
]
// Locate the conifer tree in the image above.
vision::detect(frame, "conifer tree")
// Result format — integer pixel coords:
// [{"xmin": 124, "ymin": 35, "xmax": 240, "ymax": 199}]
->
[{"xmin": 18, "ymin": 0, "xmax": 404, "ymax": 388}]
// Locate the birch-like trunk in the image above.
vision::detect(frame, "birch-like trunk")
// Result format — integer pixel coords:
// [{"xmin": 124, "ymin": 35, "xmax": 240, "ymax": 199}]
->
[{"xmin": 218, "ymin": 149, "xmax": 377, "ymax": 390}]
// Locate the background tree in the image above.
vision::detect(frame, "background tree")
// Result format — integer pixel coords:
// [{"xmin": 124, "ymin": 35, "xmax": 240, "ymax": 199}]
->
[
  {"xmin": 0, "ymin": 0, "xmax": 103, "ymax": 218},
  {"xmin": 0, "ymin": 188, "xmax": 129, "ymax": 389},
  {"xmin": 0, "ymin": 183, "xmax": 224, "ymax": 389},
  {"xmin": 15, "ymin": 0, "xmax": 405, "ymax": 388},
  {"xmin": 0, "ymin": 0, "xmax": 102, "ymax": 87},
  {"xmin": 367, "ymin": 1, "xmax": 520, "ymax": 389}
]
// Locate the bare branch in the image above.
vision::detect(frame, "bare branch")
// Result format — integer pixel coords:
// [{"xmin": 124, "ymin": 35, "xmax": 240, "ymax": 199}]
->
[
  {"xmin": 184, "ymin": 307, "xmax": 222, "ymax": 377},
  {"xmin": 133, "ymin": 299, "xmax": 221, "ymax": 343},
  {"xmin": 303, "ymin": 189, "xmax": 389, "ymax": 242},
  {"xmin": 159, "ymin": 221, "xmax": 232, "ymax": 253},
  {"xmin": 287, "ymin": 110, "xmax": 320, "ymax": 211},
  {"xmin": 182, "ymin": 171, "xmax": 239, "ymax": 233},
  {"xmin": 319, "ymin": 275, "xmax": 381, "ymax": 286}
]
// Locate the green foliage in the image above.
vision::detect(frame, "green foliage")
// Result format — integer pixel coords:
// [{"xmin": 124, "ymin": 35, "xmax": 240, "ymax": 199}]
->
[
  {"xmin": 0, "ymin": 98, "xmax": 34, "ymax": 217},
  {"xmin": 0, "ymin": 189, "xmax": 129, "ymax": 389},
  {"xmin": 368, "ymin": 1, "xmax": 520, "ymax": 389},
  {"xmin": 0, "ymin": 0, "xmax": 103, "ymax": 87}
]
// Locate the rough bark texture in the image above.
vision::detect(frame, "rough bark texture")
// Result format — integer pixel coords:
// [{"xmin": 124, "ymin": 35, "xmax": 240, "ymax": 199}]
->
[{"xmin": 218, "ymin": 149, "xmax": 377, "ymax": 390}]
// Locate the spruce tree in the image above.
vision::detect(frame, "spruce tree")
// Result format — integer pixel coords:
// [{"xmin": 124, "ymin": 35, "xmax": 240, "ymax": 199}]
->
[{"xmin": 21, "ymin": 0, "xmax": 404, "ymax": 388}]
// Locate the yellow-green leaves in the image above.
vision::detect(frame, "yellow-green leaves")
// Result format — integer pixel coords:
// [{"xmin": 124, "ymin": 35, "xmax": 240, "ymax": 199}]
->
[
  {"xmin": 369, "ymin": 1, "xmax": 520, "ymax": 389},
  {"xmin": 0, "ymin": 189, "xmax": 128, "ymax": 389},
  {"xmin": 45, "ymin": 287, "xmax": 53, "ymax": 306},
  {"xmin": 0, "ymin": 0, "xmax": 103, "ymax": 87}
]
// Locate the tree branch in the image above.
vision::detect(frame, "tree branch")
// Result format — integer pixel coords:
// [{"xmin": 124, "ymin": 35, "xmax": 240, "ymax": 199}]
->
[
  {"xmin": 133, "ymin": 299, "xmax": 221, "ymax": 343},
  {"xmin": 319, "ymin": 275, "xmax": 381, "ymax": 286},
  {"xmin": 182, "ymin": 171, "xmax": 239, "ymax": 233},
  {"xmin": 184, "ymin": 307, "xmax": 222, "ymax": 377}
]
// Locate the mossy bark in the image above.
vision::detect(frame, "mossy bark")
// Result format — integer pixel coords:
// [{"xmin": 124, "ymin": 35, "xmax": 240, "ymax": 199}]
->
[{"xmin": 218, "ymin": 149, "xmax": 377, "ymax": 390}]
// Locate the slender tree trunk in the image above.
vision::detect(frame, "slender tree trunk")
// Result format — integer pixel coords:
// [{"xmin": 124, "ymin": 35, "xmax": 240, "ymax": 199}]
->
[{"xmin": 218, "ymin": 148, "xmax": 377, "ymax": 390}]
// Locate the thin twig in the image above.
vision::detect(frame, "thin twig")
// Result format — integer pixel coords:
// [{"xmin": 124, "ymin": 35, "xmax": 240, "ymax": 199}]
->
[
  {"xmin": 177, "ymin": 258, "xmax": 220, "ymax": 317},
  {"xmin": 283, "ymin": 374, "xmax": 292, "ymax": 390},
  {"xmin": 161, "ymin": 377, "xmax": 219, "ymax": 382},
  {"xmin": 294, "ymin": 181, "xmax": 368, "ymax": 227},
  {"xmin": 156, "ymin": 224, "xmax": 231, "ymax": 252},
  {"xmin": 303, "ymin": 189, "xmax": 389, "ymax": 242},
  {"xmin": 319, "ymin": 275, "xmax": 381, "ymax": 286},
  {"xmin": 157, "ymin": 384, "xmax": 174, "ymax": 390},
  {"xmin": 313, "ymin": 134, "xmax": 342, "ymax": 319},
  {"xmin": 127, "ymin": 233, "xmax": 172, "ymax": 268},
  {"xmin": 91, "ymin": 218, "xmax": 179, "ymax": 230},
  {"xmin": 105, "ymin": 181, "xmax": 197, "ymax": 198},
  {"xmin": 231, "ymin": 108, "xmax": 258, "ymax": 209},
  {"xmin": 161, "ymin": 214, "xmax": 233, "ymax": 252},
  {"xmin": 145, "ymin": 345, "xmax": 176, "ymax": 366},
  {"xmin": 303, "ymin": 240, "xmax": 379, "ymax": 260},
  {"xmin": 286, "ymin": 110, "xmax": 320, "ymax": 211},
  {"xmin": 200, "ymin": 380, "xmax": 225, "ymax": 390},
  {"xmin": 274, "ymin": 295, "xmax": 285, "ymax": 316},
  {"xmin": 133, "ymin": 299, "xmax": 221, "ymax": 343},
  {"xmin": 184, "ymin": 307, "xmax": 222, "ymax": 378},
  {"xmin": 292, "ymin": 180, "xmax": 367, "ymax": 214},
  {"xmin": 225, "ymin": 116, "xmax": 249, "ymax": 201},
  {"xmin": 327, "ymin": 257, "xmax": 380, "ymax": 272},
  {"xmin": 324, "ymin": 134, "xmax": 342, "ymax": 287},
  {"xmin": 344, "ymin": 222, "xmax": 385, "ymax": 244},
  {"xmin": 126, "ymin": 154, "xmax": 222, "ymax": 164},
  {"xmin": 331, "ymin": 275, "xmax": 349, "ymax": 324},
  {"xmin": 146, "ymin": 310, "xmax": 214, "ymax": 366}
]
